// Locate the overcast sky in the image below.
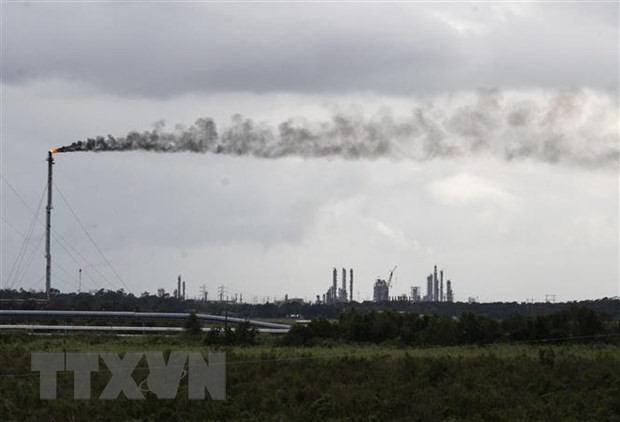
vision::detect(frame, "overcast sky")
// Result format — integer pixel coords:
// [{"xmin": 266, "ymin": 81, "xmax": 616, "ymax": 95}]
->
[{"xmin": 1, "ymin": 2, "xmax": 618, "ymax": 303}]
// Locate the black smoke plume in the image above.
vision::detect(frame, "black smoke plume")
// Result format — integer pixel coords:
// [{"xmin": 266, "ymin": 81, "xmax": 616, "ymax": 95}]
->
[{"xmin": 53, "ymin": 90, "xmax": 618, "ymax": 168}]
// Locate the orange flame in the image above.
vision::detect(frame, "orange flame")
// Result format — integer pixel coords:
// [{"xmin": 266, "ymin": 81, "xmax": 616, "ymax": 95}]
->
[{"xmin": 49, "ymin": 148, "xmax": 58, "ymax": 154}]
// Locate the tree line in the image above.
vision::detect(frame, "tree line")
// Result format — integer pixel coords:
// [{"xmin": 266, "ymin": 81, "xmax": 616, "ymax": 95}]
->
[
  {"xmin": 1, "ymin": 288, "xmax": 619, "ymax": 321},
  {"xmin": 281, "ymin": 306, "xmax": 619, "ymax": 347}
]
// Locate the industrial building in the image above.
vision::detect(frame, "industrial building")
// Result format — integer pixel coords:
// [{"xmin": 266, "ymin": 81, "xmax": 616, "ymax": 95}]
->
[
  {"xmin": 422, "ymin": 265, "xmax": 454, "ymax": 303},
  {"xmin": 373, "ymin": 279, "xmax": 390, "ymax": 302},
  {"xmin": 372, "ymin": 264, "xmax": 454, "ymax": 303},
  {"xmin": 410, "ymin": 286, "xmax": 421, "ymax": 302},
  {"xmin": 321, "ymin": 268, "xmax": 354, "ymax": 304},
  {"xmin": 371, "ymin": 267, "xmax": 397, "ymax": 302}
]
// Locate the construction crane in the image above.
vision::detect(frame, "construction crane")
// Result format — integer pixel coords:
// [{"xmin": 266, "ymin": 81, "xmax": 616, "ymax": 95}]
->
[{"xmin": 387, "ymin": 266, "xmax": 398, "ymax": 289}]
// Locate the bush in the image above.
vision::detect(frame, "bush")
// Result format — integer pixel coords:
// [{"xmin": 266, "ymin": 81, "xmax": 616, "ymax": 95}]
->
[
  {"xmin": 184, "ymin": 313, "xmax": 202, "ymax": 336},
  {"xmin": 204, "ymin": 322, "xmax": 258, "ymax": 346}
]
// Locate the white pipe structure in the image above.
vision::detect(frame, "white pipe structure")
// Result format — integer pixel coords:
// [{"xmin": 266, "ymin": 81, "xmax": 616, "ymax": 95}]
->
[
  {"xmin": 0, "ymin": 324, "xmax": 289, "ymax": 334},
  {"xmin": 0, "ymin": 310, "xmax": 291, "ymax": 330}
]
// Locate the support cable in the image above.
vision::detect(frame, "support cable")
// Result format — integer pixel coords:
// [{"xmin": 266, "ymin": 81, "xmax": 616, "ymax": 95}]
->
[
  {"xmin": 1, "ymin": 174, "xmax": 110, "ymax": 290},
  {"xmin": 12, "ymin": 232, "xmax": 45, "ymax": 290},
  {"xmin": 1, "ymin": 215, "xmax": 95, "ymax": 292},
  {"xmin": 54, "ymin": 184, "xmax": 133, "ymax": 294},
  {"xmin": 4, "ymin": 185, "xmax": 45, "ymax": 288}
]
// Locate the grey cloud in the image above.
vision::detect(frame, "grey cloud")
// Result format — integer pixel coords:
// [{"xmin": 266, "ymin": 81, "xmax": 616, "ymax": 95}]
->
[
  {"xmin": 2, "ymin": 2, "xmax": 618, "ymax": 300},
  {"xmin": 3, "ymin": 3, "xmax": 617, "ymax": 97},
  {"xmin": 45, "ymin": 154, "xmax": 368, "ymax": 253}
]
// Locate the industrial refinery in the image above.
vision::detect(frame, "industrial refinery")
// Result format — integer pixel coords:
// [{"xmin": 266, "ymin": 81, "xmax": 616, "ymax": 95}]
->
[
  {"xmin": 373, "ymin": 264, "xmax": 454, "ymax": 303},
  {"xmin": 320, "ymin": 268, "xmax": 354, "ymax": 304},
  {"xmin": 316, "ymin": 265, "xmax": 455, "ymax": 304}
]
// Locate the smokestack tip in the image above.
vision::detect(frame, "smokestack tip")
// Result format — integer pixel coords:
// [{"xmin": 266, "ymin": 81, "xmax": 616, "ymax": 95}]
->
[{"xmin": 49, "ymin": 149, "xmax": 58, "ymax": 154}]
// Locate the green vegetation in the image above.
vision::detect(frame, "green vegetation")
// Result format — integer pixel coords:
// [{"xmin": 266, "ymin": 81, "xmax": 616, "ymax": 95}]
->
[
  {"xmin": 204, "ymin": 322, "xmax": 258, "ymax": 346},
  {"xmin": 281, "ymin": 306, "xmax": 619, "ymax": 347},
  {"xmin": 1, "ymin": 288, "xmax": 618, "ymax": 321},
  {"xmin": 0, "ymin": 306, "xmax": 618, "ymax": 420},
  {"xmin": 184, "ymin": 312, "xmax": 203, "ymax": 336},
  {"xmin": 0, "ymin": 333, "xmax": 618, "ymax": 421}
]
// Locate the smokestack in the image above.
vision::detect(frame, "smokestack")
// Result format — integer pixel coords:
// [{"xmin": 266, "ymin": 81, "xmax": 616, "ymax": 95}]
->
[
  {"xmin": 447, "ymin": 280, "xmax": 453, "ymax": 303},
  {"xmin": 433, "ymin": 265, "xmax": 438, "ymax": 302},
  {"xmin": 427, "ymin": 274, "xmax": 432, "ymax": 302},
  {"xmin": 182, "ymin": 281, "xmax": 186, "ymax": 300},
  {"xmin": 45, "ymin": 150, "xmax": 54, "ymax": 300},
  {"xmin": 342, "ymin": 268, "xmax": 347, "ymax": 300},
  {"xmin": 333, "ymin": 268, "xmax": 337, "ymax": 300},
  {"xmin": 349, "ymin": 268, "xmax": 353, "ymax": 302},
  {"xmin": 440, "ymin": 270, "xmax": 444, "ymax": 302},
  {"xmin": 177, "ymin": 275, "xmax": 181, "ymax": 299}
]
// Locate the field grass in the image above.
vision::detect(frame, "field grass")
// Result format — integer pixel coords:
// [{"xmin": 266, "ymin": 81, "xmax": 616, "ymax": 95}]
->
[
  {"xmin": 4, "ymin": 330, "xmax": 617, "ymax": 358},
  {"xmin": 0, "ymin": 332, "xmax": 618, "ymax": 421}
]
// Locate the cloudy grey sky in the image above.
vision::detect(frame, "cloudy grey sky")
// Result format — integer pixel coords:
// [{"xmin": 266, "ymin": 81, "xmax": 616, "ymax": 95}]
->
[{"xmin": 1, "ymin": 2, "xmax": 618, "ymax": 302}]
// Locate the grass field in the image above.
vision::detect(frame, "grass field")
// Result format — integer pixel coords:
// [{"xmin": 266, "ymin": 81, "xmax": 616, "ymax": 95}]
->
[{"xmin": 0, "ymin": 332, "xmax": 618, "ymax": 421}]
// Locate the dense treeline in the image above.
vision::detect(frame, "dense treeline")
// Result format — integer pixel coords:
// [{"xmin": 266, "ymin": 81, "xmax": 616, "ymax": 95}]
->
[
  {"xmin": 281, "ymin": 306, "xmax": 619, "ymax": 347},
  {"xmin": 1, "ymin": 288, "xmax": 619, "ymax": 320}
]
